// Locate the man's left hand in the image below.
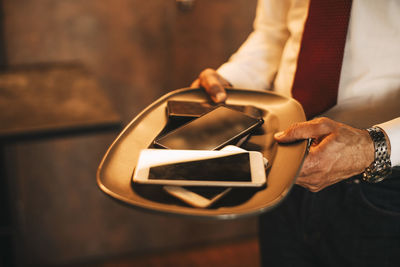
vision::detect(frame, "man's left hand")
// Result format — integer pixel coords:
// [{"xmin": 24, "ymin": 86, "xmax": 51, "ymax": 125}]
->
[{"xmin": 274, "ymin": 117, "xmax": 375, "ymax": 192}]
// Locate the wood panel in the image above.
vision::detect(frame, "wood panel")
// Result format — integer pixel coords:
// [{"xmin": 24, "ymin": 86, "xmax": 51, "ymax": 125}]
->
[
  {"xmin": 1, "ymin": 0, "xmax": 259, "ymax": 265},
  {"xmin": 3, "ymin": 0, "xmax": 256, "ymax": 122}
]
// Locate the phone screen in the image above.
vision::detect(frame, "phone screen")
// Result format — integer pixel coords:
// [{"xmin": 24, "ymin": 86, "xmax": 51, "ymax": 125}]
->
[
  {"xmin": 149, "ymin": 153, "xmax": 251, "ymax": 182},
  {"xmin": 155, "ymin": 106, "xmax": 263, "ymax": 150}
]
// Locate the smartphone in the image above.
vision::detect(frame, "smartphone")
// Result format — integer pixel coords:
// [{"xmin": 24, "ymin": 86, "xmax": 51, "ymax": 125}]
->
[
  {"xmin": 163, "ymin": 186, "xmax": 232, "ymax": 208},
  {"xmin": 132, "ymin": 149, "xmax": 267, "ymax": 187},
  {"xmin": 167, "ymin": 100, "xmax": 263, "ymax": 119},
  {"xmin": 161, "ymin": 145, "xmax": 267, "ymax": 208},
  {"xmin": 167, "ymin": 100, "xmax": 214, "ymax": 119},
  {"xmin": 154, "ymin": 106, "xmax": 263, "ymax": 150}
]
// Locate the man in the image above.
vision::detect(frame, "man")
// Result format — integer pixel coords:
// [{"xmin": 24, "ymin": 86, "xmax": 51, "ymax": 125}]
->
[{"xmin": 191, "ymin": 0, "xmax": 400, "ymax": 266}]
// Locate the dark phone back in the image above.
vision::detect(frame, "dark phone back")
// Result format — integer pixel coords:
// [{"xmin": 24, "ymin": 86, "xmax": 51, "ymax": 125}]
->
[
  {"xmin": 154, "ymin": 106, "xmax": 263, "ymax": 150},
  {"xmin": 167, "ymin": 100, "xmax": 214, "ymax": 119},
  {"xmin": 167, "ymin": 100, "xmax": 263, "ymax": 120}
]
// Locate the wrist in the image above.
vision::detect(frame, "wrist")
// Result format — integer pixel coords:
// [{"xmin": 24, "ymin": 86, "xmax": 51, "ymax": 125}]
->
[{"xmin": 362, "ymin": 128, "xmax": 375, "ymax": 168}]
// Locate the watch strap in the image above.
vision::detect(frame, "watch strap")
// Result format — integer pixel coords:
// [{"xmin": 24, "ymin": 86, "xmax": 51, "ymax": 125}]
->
[{"xmin": 362, "ymin": 126, "xmax": 392, "ymax": 183}]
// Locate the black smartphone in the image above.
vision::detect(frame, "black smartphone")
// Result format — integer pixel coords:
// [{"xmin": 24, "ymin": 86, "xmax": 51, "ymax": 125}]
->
[
  {"xmin": 166, "ymin": 100, "xmax": 263, "ymax": 120},
  {"xmin": 154, "ymin": 106, "xmax": 264, "ymax": 150}
]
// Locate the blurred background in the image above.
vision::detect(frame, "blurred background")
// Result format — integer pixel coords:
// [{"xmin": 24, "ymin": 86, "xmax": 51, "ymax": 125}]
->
[{"xmin": 0, "ymin": 0, "xmax": 260, "ymax": 266}]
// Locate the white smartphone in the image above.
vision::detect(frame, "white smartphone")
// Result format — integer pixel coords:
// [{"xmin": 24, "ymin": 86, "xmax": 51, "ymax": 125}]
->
[
  {"xmin": 132, "ymin": 149, "xmax": 266, "ymax": 187},
  {"xmin": 161, "ymin": 145, "xmax": 268, "ymax": 208}
]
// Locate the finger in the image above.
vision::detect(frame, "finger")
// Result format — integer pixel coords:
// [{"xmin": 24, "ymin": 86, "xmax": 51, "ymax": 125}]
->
[
  {"xmin": 204, "ymin": 76, "xmax": 227, "ymax": 103},
  {"xmin": 191, "ymin": 75, "xmax": 229, "ymax": 90},
  {"xmin": 190, "ymin": 79, "xmax": 200, "ymax": 88},
  {"xmin": 295, "ymin": 179, "xmax": 318, "ymax": 192},
  {"xmin": 274, "ymin": 117, "xmax": 334, "ymax": 143},
  {"xmin": 295, "ymin": 178, "xmax": 323, "ymax": 192},
  {"xmin": 200, "ymin": 70, "xmax": 227, "ymax": 103}
]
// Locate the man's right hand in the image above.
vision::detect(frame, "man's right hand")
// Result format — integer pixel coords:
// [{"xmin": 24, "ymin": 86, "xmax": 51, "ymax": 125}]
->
[{"xmin": 191, "ymin": 68, "xmax": 232, "ymax": 103}]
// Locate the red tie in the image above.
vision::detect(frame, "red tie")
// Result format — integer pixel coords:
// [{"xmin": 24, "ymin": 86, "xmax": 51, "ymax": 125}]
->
[{"xmin": 292, "ymin": 0, "xmax": 353, "ymax": 119}]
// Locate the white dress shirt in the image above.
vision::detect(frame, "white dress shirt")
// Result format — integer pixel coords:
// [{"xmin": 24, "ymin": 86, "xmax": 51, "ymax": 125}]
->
[{"xmin": 217, "ymin": 0, "xmax": 400, "ymax": 166}]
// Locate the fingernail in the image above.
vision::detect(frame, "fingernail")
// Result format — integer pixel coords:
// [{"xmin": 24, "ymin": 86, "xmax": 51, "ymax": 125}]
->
[
  {"xmin": 274, "ymin": 131, "xmax": 284, "ymax": 138},
  {"xmin": 215, "ymin": 92, "xmax": 226, "ymax": 102}
]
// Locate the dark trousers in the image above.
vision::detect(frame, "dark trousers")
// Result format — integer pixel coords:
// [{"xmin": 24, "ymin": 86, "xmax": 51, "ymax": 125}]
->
[{"xmin": 259, "ymin": 168, "xmax": 400, "ymax": 267}]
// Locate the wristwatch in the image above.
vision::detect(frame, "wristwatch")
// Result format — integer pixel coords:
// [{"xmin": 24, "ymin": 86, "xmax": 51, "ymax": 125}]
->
[{"xmin": 362, "ymin": 126, "xmax": 392, "ymax": 183}]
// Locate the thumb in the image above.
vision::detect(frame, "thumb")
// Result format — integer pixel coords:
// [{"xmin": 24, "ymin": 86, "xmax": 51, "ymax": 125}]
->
[
  {"xmin": 204, "ymin": 78, "xmax": 227, "ymax": 103},
  {"xmin": 274, "ymin": 118, "xmax": 334, "ymax": 143},
  {"xmin": 199, "ymin": 69, "xmax": 228, "ymax": 103}
]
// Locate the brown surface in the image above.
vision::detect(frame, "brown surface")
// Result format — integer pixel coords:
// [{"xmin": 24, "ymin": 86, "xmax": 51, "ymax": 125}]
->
[
  {"xmin": 3, "ymin": 0, "xmax": 257, "ymax": 123},
  {"xmin": 86, "ymin": 237, "xmax": 260, "ymax": 267},
  {"xmin": 1, "ymin": 0, "xmax": 261, "ymax": 265},
  {"xmin": 3, "ymin": 133, "xmax": 259, "ymax": 266},
  {"xmin": 0, "ymin": 64, "xmax": 121, "ymax": 139}
]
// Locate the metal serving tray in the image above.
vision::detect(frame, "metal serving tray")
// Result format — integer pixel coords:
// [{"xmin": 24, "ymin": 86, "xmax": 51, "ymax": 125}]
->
[{"xmin": 97, "ymin": 88, "xmax": 308, "ymax": 219}]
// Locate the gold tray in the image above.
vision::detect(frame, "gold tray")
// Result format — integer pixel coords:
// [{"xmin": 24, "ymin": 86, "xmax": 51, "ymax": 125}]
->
[{"xmin": 97, "ymin": 88, "xmax": 307, "ymax": 219}]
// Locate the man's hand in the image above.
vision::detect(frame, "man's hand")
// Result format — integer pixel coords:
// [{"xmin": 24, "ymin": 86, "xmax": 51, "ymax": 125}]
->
[
  {"xmin": 275, "ymin": 117, "xmax": 375, "ymax": 192},
  {"xmin": 191, "ymin": 68, "xmax": 232, "ymax": 103}
]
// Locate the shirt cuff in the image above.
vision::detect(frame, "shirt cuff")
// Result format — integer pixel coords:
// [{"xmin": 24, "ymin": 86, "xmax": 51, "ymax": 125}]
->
[{"xmin": 377, "ymin": 117, "xmax": 400, "ymax": 167}]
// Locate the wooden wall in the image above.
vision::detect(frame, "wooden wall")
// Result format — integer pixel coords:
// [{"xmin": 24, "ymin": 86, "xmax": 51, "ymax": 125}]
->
[
  {"xmin": 3, "ymin": 0, "xmax": 256, "ymax": 122},
  {"xmin": 2, "ymin": 0, "xmax": 259, "ymax": 265}
]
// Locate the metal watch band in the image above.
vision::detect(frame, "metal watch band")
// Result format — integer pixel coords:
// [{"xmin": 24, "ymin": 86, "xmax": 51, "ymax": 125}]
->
[{"xmin": 362, "ymin": 126, "xmax": 392, "ymax": 183}]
